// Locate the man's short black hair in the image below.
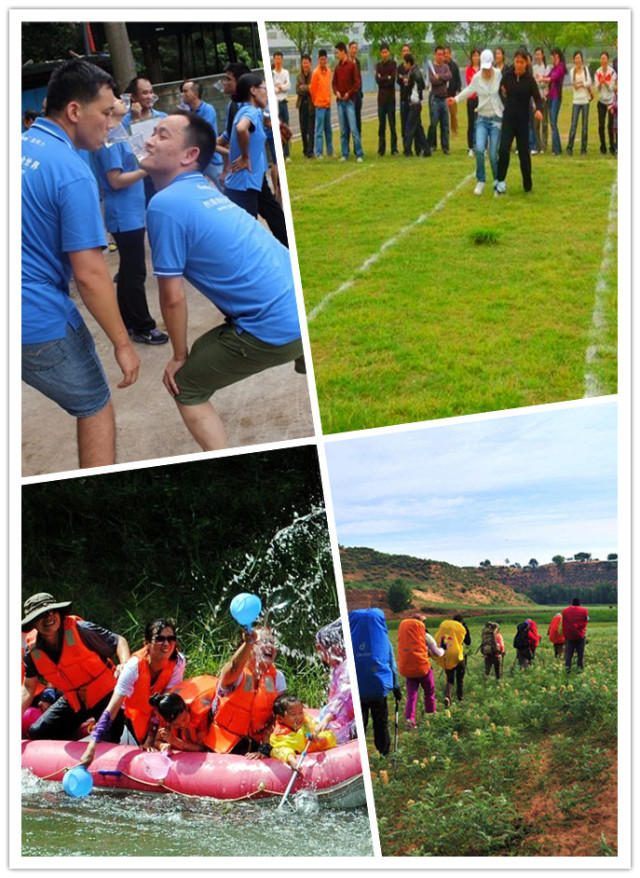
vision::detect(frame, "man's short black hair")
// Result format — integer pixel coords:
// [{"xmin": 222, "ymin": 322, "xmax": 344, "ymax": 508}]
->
[
  {"xmin": 572, "ymin": 597, "xmax": 581, "ymax": 606},
  {"xmin": 45, "ymin": 59, "xmax": 115, "ymax": 115},
  {"xmin": 405, "ymin": 54, "xmax": 414, "ymax": 65},
  {"xmin": 435, "ymin": 45, "xmax": 445, "ymax": 53},
  {"xmin": 125, "ymin": 74, "xmax": 152, "ymax": 97},
  {"xmin": 235, "ymin": 72, "xmax": 263, "ymax": 103},
  {"xmin": 318, "ymin": 49, "xmax": 328, "ymax": 58},
  {"xmin": 173, "ymin": 110, "xmax": 215, "ymax": 171},
  {"xmin": 302, "ymin": 53, "xmax": 311, "ymax": 62},
  {"xmin": 23, "ymin": 109, "xmax": 40, "ymax": 123},
  {"xmin": 224, "ymin": 62, "xmax": 251, "ymax": 81},
  {"xmin": 181, "ymin": 79, "xmax": 202, "ymax": 98},
  {"xmin": 335, "ymin": 41, "xmax": 347, "ymax": 53},
  {"xmin": 273, "ymin": 50, "xmax": 283, "ymax": 58},
  {"xmin": 380, "ymin": 43, "xmax": 389, "ymax": 52},
  {"xmin": 349, "ymin": 40, "xmax": 357, "ymax": 48}
]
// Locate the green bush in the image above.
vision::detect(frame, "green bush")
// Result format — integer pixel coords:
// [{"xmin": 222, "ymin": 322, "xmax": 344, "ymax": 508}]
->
[{"xmin": 388, "ymin": 579, "xmax": 413, "ymax": 612}]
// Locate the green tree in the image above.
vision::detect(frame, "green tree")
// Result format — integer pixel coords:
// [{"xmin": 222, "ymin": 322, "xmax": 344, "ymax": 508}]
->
[
  {"xmin": 552, "ymin": 554, "xmax": 566, "ymax": 571},
  {"xmin": 574, "ymin": 551, "xmax": 592, "ymax": 562},
  {"xmin": 22, "ymin": 22, "xmax": 85, "ymax": 64},
  {"xmin": 479, "ymin": 559, "xmax": 491, "ymax": 568},
  {"xmin": 607, "ymin": 553, "xmax": 618, "ymax": 561},
  {"xmin": 529, "ymin": 558, "xmax": 539, "ymax": 568},
  {"xmin": 363, "ymin": 22, "xmax": 429, "ymax": 61},
  {"xmin": 387, "ymin": 578, "xmax": 413, "ymax": 612},
  {"xmin": 510, "ymin": 21, "xmax": 607, "ymax": 54},
  {"xmin": 269, "ymin": 21, "xmax": 353, "ymax": 59}
]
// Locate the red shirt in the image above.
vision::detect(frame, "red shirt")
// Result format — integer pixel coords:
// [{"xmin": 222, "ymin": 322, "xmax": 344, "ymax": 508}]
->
[
  {"xmin": 332, "ymin": 59, "xmax": 361, "ymax": 101},
  {"xmin": 466, "ymin": 65, "xmax": 479, "ymax": 99},
  {"xmin": 561, "ymin": 605, "xmax": 589, "ymax": 639}
]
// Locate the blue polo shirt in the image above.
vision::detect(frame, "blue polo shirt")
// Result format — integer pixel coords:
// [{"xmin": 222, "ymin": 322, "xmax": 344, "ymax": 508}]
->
[
  {"xmin": 122, "ymin": 107, "xmax": 167, "ymax": 132},
  {"xmin": 22, "ymin": 118, "xmax": 107, "ymax": 344},
  {"xmin": 147, "ymin": 172, "xmax": 300, "ymax": 345},
  {"xmin": 195, "ymin": 100, "xmax": 223, "ymax": 166},
  {"xmin": 225, "ymin": 104, "xmax": 267, "ymax": 192},
  {"xmin": 93, "ymin": 141, "xmax": 146, "ymax": 233}
]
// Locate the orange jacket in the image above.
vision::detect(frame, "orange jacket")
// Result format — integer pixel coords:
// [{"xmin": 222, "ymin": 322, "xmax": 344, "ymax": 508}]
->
[
  {"xmin": 204, "ymin": 665, "xmax": 278, "ymax": 753},
  {"xmin": 124, "ymin": 647, "xmax": 177, "ymax": 743},
  {"xmin": 168, "ymin": 675, "xmax": 217, "ymax": 747},
  {"xmin": 25, "ymin": 615, "xmax": 115, "ymax": 712},
  {"xmin": 547, "ymin": 614, "xmax": 565, "ymax": 645},
  {"xmin": 397, "ymin": 619, "xmax": 431, "ymax": 678},
  {"xmin": 310, "ymin": 65, "xmax": 332, "ymax": 108},
  {"xmin": 22, "ymin": 631, "xmax": 45, "ymax": 697}
]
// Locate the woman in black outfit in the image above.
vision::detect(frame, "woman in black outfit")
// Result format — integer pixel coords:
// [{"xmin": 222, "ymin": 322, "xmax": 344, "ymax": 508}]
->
[{"xmin": 495, "ymin": 50, "xmax": 543, "ymax": 195}]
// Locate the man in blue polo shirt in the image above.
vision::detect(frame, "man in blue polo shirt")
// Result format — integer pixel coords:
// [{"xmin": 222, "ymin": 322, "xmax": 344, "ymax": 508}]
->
[
  {"xmin": 140, "ymin": 111, "xmax": 303, "ymax": 451},
  {"xmin": 22, "ymin": 60, "xmax": 139, "ymax": 468},
  {"xmin": 180, "ymin": 79, "xmax": 224, "ymax": 188}
]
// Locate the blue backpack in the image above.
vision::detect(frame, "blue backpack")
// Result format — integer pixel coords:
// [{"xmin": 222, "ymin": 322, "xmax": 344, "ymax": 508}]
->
[{"xmin": 349, "ymin": 608, "xmax": 394, "ymax": 699}]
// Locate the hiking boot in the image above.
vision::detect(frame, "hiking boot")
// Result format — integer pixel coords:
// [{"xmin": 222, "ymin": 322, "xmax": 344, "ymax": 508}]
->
[
  {"xmin": 443, "ymin": 696, "xmax": 451, "ymax": 708},
  {"xmin": 130, "ymin": 328, "xmax": 169, "ymax": 345}
]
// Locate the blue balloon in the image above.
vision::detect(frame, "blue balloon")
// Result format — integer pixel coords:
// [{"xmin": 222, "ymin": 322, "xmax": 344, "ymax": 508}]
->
[
  {"xmin": 230, "ymin": 593, "xmax": 262, "ymax": 630},
  {"xmin": 62, "ymin": 765, "xmax": 94, "ymax": 798}
]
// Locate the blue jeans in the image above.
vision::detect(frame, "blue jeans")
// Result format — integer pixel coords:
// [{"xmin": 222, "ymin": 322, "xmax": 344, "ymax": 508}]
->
[
  {"xmin": 549, "ymin": 96, "xmax": 562, "ymax": 154},
  {"xmin": 22, "ymin": 321, "xmax": 110, "ymax": 418},
  {"xmin": 567, "ymin": 103, "xmax": 590, "ymax": 152},
  {"xmin": 428, "ymin": 95, "xmax": 449, "ymax": 151},
  {"xmin": 474, "ymin": 115, "xmax": 501, "ymax": 182},
  {"xmin": 337, "ymin": 99, "xmax": 363, "ymax": 158},
  {"xmin": 314, "ymin": 107, "xmax": 333, "ymax": 156}
]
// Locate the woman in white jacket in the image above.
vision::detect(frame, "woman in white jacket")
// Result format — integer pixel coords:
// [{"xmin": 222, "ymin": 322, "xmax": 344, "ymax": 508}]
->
[{"xmin": 566, "ymin": 51, "xmax": 593, "ymax": 155}]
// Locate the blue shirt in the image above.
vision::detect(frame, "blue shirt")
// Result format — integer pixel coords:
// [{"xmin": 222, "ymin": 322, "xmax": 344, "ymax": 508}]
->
[
  {"xmin": 147, "ymin": 172, "xmax": 300, "ymax": 345},
  {"xmin": 225, "ymin": 104, "xmax": 267, "ymax": 192},
  {"xmin": 93, "ymin": 141, "xmax": 146, "ymax": 233},
  {"xmin": 22, "ymin": 118, "xmax": 106, "ymax": 344},
  {"xmin": 195, "ymin": 100, "xmax": 223, "ymax": 166},
  {"xmin": 122, "ymin": 107, "xmax": 167, "ymax": 131}
]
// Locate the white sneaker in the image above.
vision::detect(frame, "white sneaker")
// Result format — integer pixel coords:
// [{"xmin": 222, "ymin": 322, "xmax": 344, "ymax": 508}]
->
[
  {"xmin": 468, "ymin": 149, "xmax": 474, "ymax": 158},
  {"xmin": 316, "ymin": 154, "xmax": 324, "ymax": 160},
  {"xmin": 339, "ymin": 156, "xmax": 347, "ymax": 162},
  {"xmin": 531, "ymin": 149, "xmax": 537, "ymax": 155},
  {"xmin": 474, "ymin": 181, "xmax": 485, "ymax": 195},
  {"xmin": 356, "ymin": 156, "xmax": 363, "ymax": 163}
]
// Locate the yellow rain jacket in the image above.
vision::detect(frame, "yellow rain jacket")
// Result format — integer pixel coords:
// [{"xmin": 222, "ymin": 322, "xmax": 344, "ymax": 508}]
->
[{"xmin": 270, "ymin": 712, "xmax": 337, "ymax": 763}]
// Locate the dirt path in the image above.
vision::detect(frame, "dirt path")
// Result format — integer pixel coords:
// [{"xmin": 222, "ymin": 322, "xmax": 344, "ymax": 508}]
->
[{"xmin": 22, "ymin": 245, "xmax": 314, "ymax": 477}]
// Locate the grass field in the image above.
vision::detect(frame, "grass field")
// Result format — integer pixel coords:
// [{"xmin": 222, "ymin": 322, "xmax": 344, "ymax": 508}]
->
[
  {"xmin": 287, "ymin": 91, "xmax": 618, "ymax": 433},
  {"xmin": 364, "ymin": 606, "xmax": 618, "ymax": 856}
]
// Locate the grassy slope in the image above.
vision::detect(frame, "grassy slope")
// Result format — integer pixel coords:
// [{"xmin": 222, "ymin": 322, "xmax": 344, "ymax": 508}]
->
[
  {"xmin": 288, "ymin": 92, "xmax": 618, "ymax": 432},
  {"xmin": 365, "ymin": 609, "xmax": 617, "ymax": 856}
]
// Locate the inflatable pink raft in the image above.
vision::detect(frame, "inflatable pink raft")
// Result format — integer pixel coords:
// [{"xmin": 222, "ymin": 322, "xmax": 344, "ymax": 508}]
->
[{"xmin": 21, "ymin": 738, "xmax": 365, "ymax": 808}]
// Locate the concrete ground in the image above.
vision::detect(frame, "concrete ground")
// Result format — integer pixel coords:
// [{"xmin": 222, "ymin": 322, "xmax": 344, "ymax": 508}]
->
[{"xmin": 22, "ymin": 244, "xmax": 314, "ymax": 477}]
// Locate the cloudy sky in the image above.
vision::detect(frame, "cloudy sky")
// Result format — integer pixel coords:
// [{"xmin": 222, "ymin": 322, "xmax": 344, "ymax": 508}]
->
[{"xmin": 324, "ymin": 401, "xmax": 617, "ymax": 568}]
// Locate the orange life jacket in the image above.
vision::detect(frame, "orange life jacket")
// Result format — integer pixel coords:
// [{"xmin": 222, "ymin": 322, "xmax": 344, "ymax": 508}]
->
[
  {"xmin": 548, "ymin": 614, "xmax": 565, "ymax": 645},
  {"xmin": 397, "ymin": 619, "xmax": 431, "ymax": 678},
  {"xmin": 168, "ymin": 675, "xmax": 218, "ymax": 747},
  {"xmin": 123, "ymin": 647, "xmax": 177, "ymax": 743},
  {"xmin": 204, "ymin": 665, "xmax": 278, "ymax": 753},
  {"xmin": 22, "ymin": 631, "xmax": 45, "ymax": 697},
  {"xmin": 25, "ymin": 615, "xmax": 116, "ymax": 712}
]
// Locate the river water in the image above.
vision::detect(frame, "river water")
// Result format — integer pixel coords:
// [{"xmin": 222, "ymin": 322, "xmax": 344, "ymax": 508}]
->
[{"xmin": 22, "ymin": 770, "xmax": 373, "ymax": 858}]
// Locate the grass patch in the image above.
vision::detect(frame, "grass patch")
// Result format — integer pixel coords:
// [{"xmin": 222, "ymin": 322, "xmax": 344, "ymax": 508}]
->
[
  {"xmin": 364, "ymin": 616, "xmax": 617, "ymax": 856},
  {"xmin": 287, "ymin": 90, "xmax": 618, "ymax": 432},
  {"xmin": 469, "ymin": 227, "xmax": 501, "ymax": 245}
]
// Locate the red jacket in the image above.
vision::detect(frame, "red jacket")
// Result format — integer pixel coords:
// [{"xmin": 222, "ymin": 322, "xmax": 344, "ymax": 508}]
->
[
  {"xmin": 562, "ymin": 605, "xmax": 589, "ymax": 639},
  {"xmin": 526, "ymin": 619, "xmax": 542, "ymax": 648}
]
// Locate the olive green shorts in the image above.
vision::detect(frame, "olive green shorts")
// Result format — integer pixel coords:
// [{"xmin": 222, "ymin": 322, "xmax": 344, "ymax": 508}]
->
[{"xmin": 175, "ymin": 322, "xmax": 303, "ymax": 406}]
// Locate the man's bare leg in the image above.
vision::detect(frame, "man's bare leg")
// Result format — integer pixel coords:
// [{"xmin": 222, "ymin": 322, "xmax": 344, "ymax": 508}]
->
[
  {"xmin": 76, "ymin": 401, "xmax": 116, "ymax": 468},
  {"xmin": 177, "ymin": 400, "xmax": 227, "ymax": 450}
]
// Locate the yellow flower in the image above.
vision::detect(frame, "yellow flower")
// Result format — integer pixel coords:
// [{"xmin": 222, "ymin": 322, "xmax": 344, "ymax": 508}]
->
[
  {"xmin": 452, "ymin": 731, "xmax": 459, "ymax": 742},
  {"xmin": 379, "ymin": 769, "xmax": 389, "ymax": 785},
  {"xmin": 407, "ymin": 799, "xmax": 416, "ymax": 807},
  {"xmin": 490, "ymin": 722, "xmax": 496, "ymax": 732},
  {"xmin": 504, "ymin": 726, "xmax": 511, "ymax": 737},
  {"xmin": 474, "ymin": 728, "xmax": 482, "ymax": 737},
  {"xmin": 445, "ymin": 710, "xmax": 451, "ymax": 718}
]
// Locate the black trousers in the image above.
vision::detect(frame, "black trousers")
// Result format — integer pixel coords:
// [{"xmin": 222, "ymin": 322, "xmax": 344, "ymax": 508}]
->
[
  {"xmin": 484, "ymin": 654, "xmax": 502, "ymax": 679},
  {"xmin": 226, "ymin": 181, "xmax": 289, "ymax": 249},
  {"xmin": 112, "ymin": 227, "xmax": 155, "ymax": 334},
  {"xmin": 404, "ymin": 102, "xmax": 429, "ymax": 156},
  {"xmin": 299, "ymin": 101, "xmax": 315, "ymax": 157},
  {"xmin": 377, "ymin": 98, "xmax": 397, "ymax": 155},
  {"xmin": 467, "ymin": 96, "xmax": 478, "ymax": 150},
  {"xmin": 597, "ymin": 101, "xmax": 615, "ymax": 151},
  {"xmin": 565, "ymin": 638, "xmax": 585, "ymax": 671},
  {"xmin": 445, "ymin": 659, "xmax": 466, "ymax": 699},
  {"xmin": 497, "ymin": 113, "xmax": 532, "ymax": 191},
  {"xmin": 360, "ymin": 697, "xmax": 390, "ymax": 755},
  {"xmin": 28, "ymin": 690, "xmax": 124, "ymax": 742}
]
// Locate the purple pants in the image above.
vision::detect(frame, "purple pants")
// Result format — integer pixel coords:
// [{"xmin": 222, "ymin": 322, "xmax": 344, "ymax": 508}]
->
[{"xmin": 405, "ymin": 670, "xmax": 436, "ymax": 723}]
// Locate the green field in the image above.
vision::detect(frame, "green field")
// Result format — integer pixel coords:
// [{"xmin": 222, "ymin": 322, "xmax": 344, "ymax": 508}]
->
[
  {"xmin": 365, "ymin": 607, "xmax": 618, "ymax": 856},
  {"xmin": 288, "ymin": 92, "xmax": 618, "ymax": 433}
]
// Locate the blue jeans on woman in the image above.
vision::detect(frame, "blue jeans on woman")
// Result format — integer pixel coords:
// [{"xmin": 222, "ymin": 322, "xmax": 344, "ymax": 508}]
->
[
  {"xmin": 474, "ymin": 115, "xmax": 501, "ymax": 182},
  {"xmin": 549, "ymin": 96, "xmax": 562, "ymax": 154},
  {"xmin": 567, "ymin": 103, "xmax": 590, "ymax": 153},
  {"xmin": 314, "ymin": 107, "xmax": 334, "ymax": 157},
  {"xmin": 337, "ymin": 99, "xmax": 363, "ymax": 158}
]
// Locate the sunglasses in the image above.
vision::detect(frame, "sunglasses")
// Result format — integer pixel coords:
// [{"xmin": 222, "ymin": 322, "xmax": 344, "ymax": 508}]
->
[{"xmin": 153, "ymin": 634, "xmax": 177, "ymax": 644}]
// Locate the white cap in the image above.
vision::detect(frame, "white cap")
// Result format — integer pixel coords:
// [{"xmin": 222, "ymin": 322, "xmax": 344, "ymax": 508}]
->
[{"xmin": 480, "ymin": 49, "xmax": 494, "ymax": 69}]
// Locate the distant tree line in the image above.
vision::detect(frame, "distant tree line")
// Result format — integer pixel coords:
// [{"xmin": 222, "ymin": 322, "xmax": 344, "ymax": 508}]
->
[{"xmin": 523, "ymin": 582, "xmax": 617, "ymax": 605}]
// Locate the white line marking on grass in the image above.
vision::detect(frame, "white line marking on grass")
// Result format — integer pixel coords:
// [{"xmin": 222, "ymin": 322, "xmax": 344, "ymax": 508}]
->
[
  {"xmin": 290, "ymin": 170, "xmax": 364, "ymax": 202},
  {"xmin": 307, "ymin": 172, "xmax": 475, "ymax": 322},
  {"xmin": 584, "ymin": 178, "xmax": 617, "ymax": 397}
]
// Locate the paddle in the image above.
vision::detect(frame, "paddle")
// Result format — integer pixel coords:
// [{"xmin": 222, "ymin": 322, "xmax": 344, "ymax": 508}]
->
[
  {"xmin": 277, "ymin": 705, "xmax": 327, "ymax": 812},
  {"xmin": 229, "ymin": 592, "xmax": 262, "ymax": 632}
]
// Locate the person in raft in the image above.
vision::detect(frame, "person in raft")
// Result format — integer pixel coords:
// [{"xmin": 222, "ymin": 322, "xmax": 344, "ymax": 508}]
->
[
  {"xmin": 269, "ymin": 693, "xmax": 337, "ymax": 770},
  {"xmin": 313, "ymin": 618, "xmax": 356, "ymax": 743},
  {"xmin": 206, "ymin": 627, "xmax": 287, "ymax": 754},
  {"xmin": 79, "ymin": 619, "xmax": 186, "ymax": 766},
  {"xmin": 21, "ymin": 592, "xmax": 130, "ymax": 741},
  {"xmin": 397, "ymin": 614, "xmax": 445, "ymax": 728},
  {"xmin": 147, "ymin": 674, "xmax": 219, "ymax": 752}
]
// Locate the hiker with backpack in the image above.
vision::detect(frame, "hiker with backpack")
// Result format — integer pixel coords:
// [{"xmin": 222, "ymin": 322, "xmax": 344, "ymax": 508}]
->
[
  {"xmin": 349, "ymin": 608, "xmax": 402, "ymax": 755},
  {"xmin": 397, "ymin": 614, "xmax": 445, "ymax": 728},
  {"xmin": 513, "ymin": 618, "xmax": 541, "ymax": 668},
  {"xmin": 561, "ymin": 598, "xmax": 589, "ymax": 672},
  {"xmin": 547, "ymin": 612, "xmax": 565, "ymax": 658},
  {"xmin": 480, "ymin": 621, "xmax": 506, "ymax": 679},
  {"xmin": 434, "ymin": 616, "xmax": 469, "ymax": 706}
]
